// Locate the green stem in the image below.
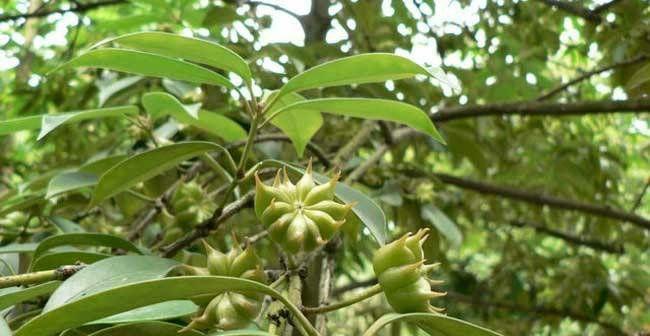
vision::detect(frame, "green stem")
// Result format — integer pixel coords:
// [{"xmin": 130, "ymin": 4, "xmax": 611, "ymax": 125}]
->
[
  {"xmin": 0, "ymin": 264, "xmax": 85, "ymax": 289},
  {"xmin": 302, "ymin": 284, "xmax": 383, "ymax": 314}
]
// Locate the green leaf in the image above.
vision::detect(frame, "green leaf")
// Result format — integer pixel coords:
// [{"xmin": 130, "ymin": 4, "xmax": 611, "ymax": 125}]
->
[
  {"xmin": 142, "ymin": 92, "xmax": 246, "ymax": 141},
  {"xmin": 0, "ymin": 115, "xmax": 41, "ymax": 136},
  {"xmin": 46, "ymin": 171, "xmax": 97, "ymax": 199},
  {"xmin": 276, "ymin": 53, "xmax": 453, "ymax": 99},
  {"xmin": 627, "ymin": 62, "xmax": 650, "ymax": 89},
  {"xmin": 98, "ymin": 76, "xmax": 143, "ymax": 106},
  {"xmin": 90, "ymin": 301, "xmax": 198, "ymax": 325},
  {"xmin": 0, "ymin": 243, "xmax": 39, "ymax": 254},
  {"xmin": 0, "ymin": 317, "xmax": 9, "ymax": 335},
  {"xmin": 268, "ymin": 92, "xmax": 323, "ymax": 157},
  {"xmin": 43, "ymin": 256, "xmax": 179, "ymax": 312},
  {"xmin": 261, "ymin": 160, "xmax": 387, "ymax": 244},
  {"xmin": 362, "ymin": 313, "xmax": 502, "ymax": 336},
  {"xmin": 87, "ymin": 321, "xmax": 204, "ymax": 336},
  {"xmin": 30, "ymin": 251, "xmax": 111, "ymax": 272},
  {"xmin": 55, "ymin": 48, "xmax": 234, "ymax": 88},
  {"xmin": 19, "ymin": 276, "xmax": 318, "ymax": 336},
  {"xmin": 48, "ymin": 216, "xmax": 86, "ymax": 233},
  {"xmin": 104, "ymin": 31, "xmax": 252, "ymax": 83},
  {"xmin": 33, "ymin": 233, "xmax": 145, "ymax": 261},
  {"xmin": 270, "ymin": 98, "xmax": 444, "ymax": 144},
  {"xmin": 38, "ymin": 106, "xmax": 139, "ymax": 140},
  {"xmin": 46, "ymin": 155, "xmax": 129, "ymax": 199},
  {"xmin": 420, "ymin": 204, "xmax": 463, "ymax": 249},
  {"xmin": 89, "ymin": 142, "xmax": 227, "ymax": 207},
  {"xmin": 0, "ymin": 106, "xmax": 137, "ymax": 138},
  {"xmin": 0, "ymin": 282, "xmax": 60, "ymax": 310},
  {"xmin": 207, "ymin": 331, "xmax": 275, "ymax": 336}
]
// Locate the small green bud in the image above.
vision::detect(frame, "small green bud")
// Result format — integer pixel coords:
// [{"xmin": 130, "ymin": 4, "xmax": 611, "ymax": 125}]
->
[{"xmin": 373, "ymin": 229, "xmax": 445, "ymax": 313}]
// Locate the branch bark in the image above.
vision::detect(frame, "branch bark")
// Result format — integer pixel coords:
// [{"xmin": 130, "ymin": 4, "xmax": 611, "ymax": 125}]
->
[
  {"xmin": 432, "ymin": 98, "xmax": 650, "ymax": 123},
  {"xmin": 0, "ymin": 0, "xmax": 127, "ymax": 22},
  {"xmin": 431, "ymin": 172, "xmax": 650, "ymax": 231},
  {"xmin": 535, "ymin": 0, "xmax": 622, "ymax": 24},
  {"xmin": 537, "ymin": 55, "xmax": 649, "ymax": 101},
  {"xmin": 0, "ymin": 264, "xmax": 85, "ymax": 289},
  {"xmin": 508, "ymin": 220, "xmax": 624, "ymax": 254}
]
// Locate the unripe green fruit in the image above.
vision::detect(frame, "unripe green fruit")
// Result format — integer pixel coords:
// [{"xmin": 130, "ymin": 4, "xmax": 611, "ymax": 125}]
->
[
  {"xmin": 182, "ymin": 240, "xmax": 267, "ymax": 331},
  {"xmin": 373, "ymin": 229, "xmax": 445, "ymax": 314},
  {"xmin": 254, "ymin": 163, "xmax": 353, "ymax": 254},
  {"xmin": 170, "ymin": 182, "xmax": 214, "ymax": 229},
  {"xmin": 0, "ymin": 212, "xmax": 28, "ymax": 229}
]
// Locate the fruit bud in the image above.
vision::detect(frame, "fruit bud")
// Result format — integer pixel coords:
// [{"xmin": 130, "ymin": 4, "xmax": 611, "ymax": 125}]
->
[
  {"xmin": 254, "ymin": 162, "xmax": 352, "ymax": 253},
  {"xmin": 170, "ymin": 182, "xmax": 214, "ymax": 229},
  {"xmin": 183, "ymin": 241, "xmax": 267, "ymax": 331},
  {"xmin": 372, "ymin": 229, "xmax": 445, "ymax": 313}
]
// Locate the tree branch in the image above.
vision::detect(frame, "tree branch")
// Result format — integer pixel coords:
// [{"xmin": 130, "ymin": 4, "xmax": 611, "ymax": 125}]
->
[
  {"xmin": 431, "ymin": 172, "xmax": 650, "ymax": 231},
  {"xmin": 0, "ymin": 264, "xmax": 85, "ymax": 289},
  {"xmin": 160, "ymin": 190, "xmax": 255, "ymax": 257},
  {"xmin": 0, "ymin": 0, "xmax": 127, "ymax": 22},
  {"xmin": 535, "ymin": 0, "xmax": 619, "ymax": 23},
  {"xmin": 432, "ymin": 98, "xmax": 650, "ymax": 123},
  {"xmin": 538, "ymin": 55, "xmax": 649, "ymax": 101},
  {"xmin": 508, "ymin": 220, "xmax": 624, "ymax": 254}
]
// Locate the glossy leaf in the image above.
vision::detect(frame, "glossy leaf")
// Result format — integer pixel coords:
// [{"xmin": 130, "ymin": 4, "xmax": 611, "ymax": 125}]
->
[
  {"xmin": 0, "ymin": 115, "xmax": 41, "ymax": 136},
  {"xmin": 87, "ymin": 321, "xmax": 204, "ymax": 336},
  {"xmin": 420, "ymin": 204, "xmax": 463, "ymax": 248},
  {"xmin": 30, "ymin": 251, "xmax": 110, "ymax": 271},
  {"xmin": 33, "ymin": 233, "xmax": 145, "ymax": 261},
  {"xmin": 46, "ymin": 171, "xmax": 97, "ymax": 199},
  {"xmin": 46, "ymin": 155, "xmax": 128, "ymax": 199},
  {"xmin": 268, "ymin": 92, "xmax": 323, "ymax": 157},
  {"xmin": 55, "ymin": 48, "xmax": 233, "ymax": 88},
  {"xmin": 19, "ymin": 276, "xmax": 318, "ymax": 336},
  {"xmin": 627, "ymin": 62, "xmax": 650, "ymax": 89},
  {"xmin": 48, "ymin": 217, "xmax": 86, "ymax": 233},
  {"xmin": 38, "ymin": 106, "xmax": 138, "ymax": 140},
  {"xmin": 105, "ymin": 31, "xmax": 252, "ymax": 83},
  {"xmin": 89, "ymin": 142, "xmax": 227, "ymax": 207},
  {"xmin": 0, "ymin": 282, "xmax": 60, "ymax": 310},
  {"xmin": 44, "ymin": 256, "xmax": 179, "ymax": 312},
  {"xmin": 98, "ymin": 76, "xmax": 143, "ymax": 106},
  {"xmin": 0, "ymin": 243, "xmax": 39, "ymax": 254},
  {"xmin": 276, "ymin": 53, "xmax": 453, "ymax": 99},
  {"xmin": 207, "ymin": 331, "xmax": 274, "ymax": 336},
  {"xmin": 270, "ymin": 98, "xmax": 444, "ymax": 144},
  {"xmin": 362, "ymin": 313, "xmax": 502, "ymax": 336},
  {"xmin": 142, "ymin": 92, "xmax": 246, "ymax": 141},
  {"xmin": 0, "ymin": 317, "xmax": 9, "ymax": 335},
  {"xmin": 90, "ymin": 301, "xmax": 197, "ymax": 325}
]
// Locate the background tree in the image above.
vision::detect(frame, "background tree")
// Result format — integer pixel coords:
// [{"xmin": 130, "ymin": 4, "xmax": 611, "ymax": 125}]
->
[{"xmin": 0, "ymin": 0, "xmax": 648, "ymax": 335}]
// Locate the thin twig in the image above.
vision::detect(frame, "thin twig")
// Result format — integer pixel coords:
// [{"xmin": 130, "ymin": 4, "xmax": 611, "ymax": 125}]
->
[
  {"xmin": 538, "ymin": 55, "xmax": 649, "ymax": 101},
  {"xmin": 0, "ymin": 0, "xmax": 127, "ymax": 22}
]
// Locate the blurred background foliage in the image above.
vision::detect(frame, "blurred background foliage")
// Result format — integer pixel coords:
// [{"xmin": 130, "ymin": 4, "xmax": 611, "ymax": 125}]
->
[{"xmin": 0, "ymin": 0, "xmax": 648, "ymax": 335}]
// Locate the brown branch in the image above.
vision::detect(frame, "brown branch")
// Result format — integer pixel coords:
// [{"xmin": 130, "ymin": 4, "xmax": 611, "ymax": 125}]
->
[
  {"xmin": 508, "ymin": 220, "xmax": 624, "ymax": 254},
  {"xmin": 432, "ymin": 98, "xmax": 650, "ymax": 123},
  {"xmin": 535, "ymin": 0, "xmax": 604, "ymax": 23},
  {"xmin": 161, "ymin": 190, "xmax": 255, "ymax": 257},
  {"xmin": 431, "ymin": 172, "xmax": 650, "ymax": 231},
  {"xmin": 631, "ymin": 177, "xmax": 650, "ymax": 212},
  {"xmin": 538, "ymin": 55, "xmax": 649, "ymax": 101},
  {"xmin": 0, "ymin": 0, "xmax": 127, "ymax": 22}
]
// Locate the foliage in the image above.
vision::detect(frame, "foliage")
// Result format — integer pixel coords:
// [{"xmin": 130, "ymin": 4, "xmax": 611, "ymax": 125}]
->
[{"xmin": 0, "ymin": 1, "xmax": 648, "ymax": 335}]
